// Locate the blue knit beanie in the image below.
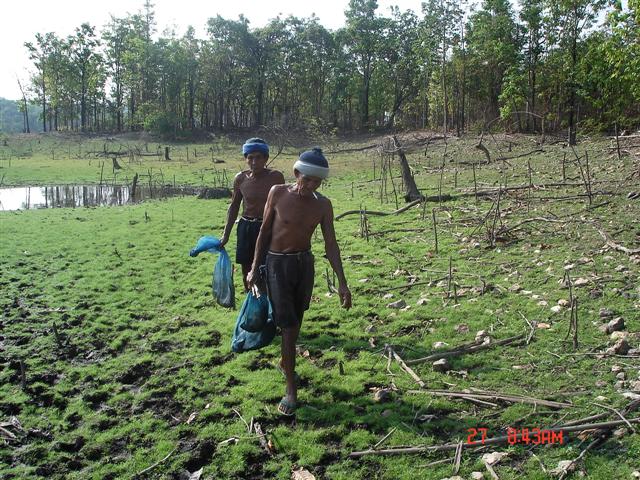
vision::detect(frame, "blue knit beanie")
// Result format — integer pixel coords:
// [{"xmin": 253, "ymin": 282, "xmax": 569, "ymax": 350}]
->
[
  {"xmin": 242, "ymin": 137, "xmax": 269, "ymax": 157},
  {"xmin": 294, "ymin": 147, "xmax": 329, "ymax": 179}
]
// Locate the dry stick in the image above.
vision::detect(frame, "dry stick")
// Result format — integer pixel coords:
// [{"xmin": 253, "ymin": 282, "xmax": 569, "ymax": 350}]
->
[
  {"xmin": 593, "ymin": 403, "xmax": 636, "ymax": 433},
  {"xmin": 472, "ymin": 163, "xmax": 478, "ymax": 203},
  {"xmin": 432, "ymin": 209, "xmax": 439, "ymax": 253},
  {"xmin": 52, "ymin": 323, "xmax": 63, "ymax": 349},
  {"xmin": 406, "ymin": 334, "xmax": 526, "ymax": 365},
  {"xmin": 407, "ymin": 389, "xmax": 571, "ymax": 409},
  {"xmin": 348, "ymin": 417, "xmax": 640, "ymax": 458},
  {"xmin": 453, "ymin": 441, "xmax": 463, "ymax": 475},
  {"xmin": 562, "ymin": 152, "xmax": 567, "ymax": 181},
  {"xmin": 336, "ymin": 198, "xmax": 422, "ymax": 220},
  {"xmin": 386, "ymin": 345, "xmax": 426, "ymax": 388},
  {"xmin": 614, "ymin": 122, "xmax": 622, "ymax": 163},
  {"xmin": 254, "ymin": 422, "xmax": 273, "ymax": 456},
  {"xmin": 593, "ymin": 225, "xmax": 640, "ymax": 255},
  {"xmin": 558, "ymin": 434, "xmax": 608, "ymax": 480},
  {"xmin": 135, "ymin": 446, "xmax": 178, "ymax": 477},
  {"xmin": 19, "ymin": 360, "xmax": 26, "ymax": 390},
  {"xmin": 572, "ymin": 298, "xmax": 579, "ymax": 350},
  {"xmin": 373, "ymin": 427, "xmax": 397, "ymax": 449}
]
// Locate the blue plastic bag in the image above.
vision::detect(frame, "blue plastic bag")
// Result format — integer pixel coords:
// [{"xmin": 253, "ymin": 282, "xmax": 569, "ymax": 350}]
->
[
  {"xmin": 238, "ymin": 292, "xmax": 271, "ymax": 332},
  {"xmin": 190, "ymin": 236, "xmax": 235, "ymax": 309},
  {"xmin": 231, "ymin": 301, "xmax": 276, "ymax": 353}
]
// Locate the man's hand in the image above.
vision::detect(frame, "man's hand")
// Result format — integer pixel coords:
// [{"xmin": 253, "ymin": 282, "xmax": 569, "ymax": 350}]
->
[
  {"xmin": 246, "ymin": 267, "xmax": 258, "ymax": 289},
  {"xmin": 219, "ymin": 234, "xmax": 229, "ymax": 248},
  {"xmin": 338, "ymin": 284, "xmax": 352, "ymax": 309}
]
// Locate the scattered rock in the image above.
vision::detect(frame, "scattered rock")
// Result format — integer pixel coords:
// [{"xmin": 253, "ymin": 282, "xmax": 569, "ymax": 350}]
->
[
  {"xmin": 611, "ymin": 365, "xmax": 624, "ymax": 373},
  {"xmin": 550, "ymin": 305, "xmax": 562, "ymax": 313},
  {"xmin": 632, "ymin": 470, "xmax": 640, "ymax": 479},
  {"xmin": 365, "ymin": 324, "xmax": 377, "ymax": 333},
  {"xmin": 455, "ymin": 324, "xmax": 469, "ymax": 334},
  {"xmin": 387, "ymin": 299, "xmax": 406, "ymax": 309},
  {"xmin": 383, "ymin": 293, "xmax": 394, "ymax": 300},
  {"xmin": 615, "ymin": 264, "xmax": 628, "ymax": 272},
  {"xmin": 573, "ymin": 277, "xmax": 590, "ymax": 287},
  {"xmin": 432, "ymin": 341, "xmax": 449, "ymax": 349},
  {"xmin": 594, "ymin": 395, "xmax": 608, "ymax": 402},
  {"xmin": 616, "ymin": 372, "xmax": 626, "ymax": 381},
  {"xmin": 521, "ymin": 290, "xmax": 533, "ymax": 295},
  {"xmin": 538, "ymin": 300, "xmax": 549, "ymax": 306},
  {"xmin": 509, "ymin": 284, "xmax": 522, "ymax": 293},
  {"xmin": 595, "ymin": 380, "xmax": 607, "ymax": 387},
  {"xmin": 482, "ymin": 451, "xmax": 507, "ymax": 466},
  {"xmin": 557, "ymin": 299, "xmax": 570, "ymax": 307},
  {"xmin": 475, "ymin": 330, "xmax": 489, "ymax": 342},
  {"xmin": 606, "ymin": 339, "xmax": 630, "ymax": 355},
  {"xmin": 432, "ymin": 358, "xmax": 451, "ymax": 372},
  {"xmin": 589, "ymin": 289, "xmax": 603, "ymax": 298},
  {"xmin": 606, "ymin": 317, "xmax": 625, "ymax": 333},
  {"xmin": 537, "ymin": 322, "xmax": 551, "ymax": 329},
  {"xmin": 416, "ymin": 298, "xmax": 429, "ymax": 305},
  {"xmin": 551, "ymin": 460, "xmax": 576, "ymax": 476},
  {"xmin": 610, "ymin": 331, "xmax": 629, "ymax": 341},
  {"xmin": 599, "ymin": 308, "xmax": 615, "ymax": 319},
  {"xmin": 470, "ymin": 472, "xmax": 484, "ymax": 480},
  {"xmin": 373, "ymin": 388, "xmax": 392, "ymax": 403},
  {"xmin": 630, "ymin": 380, "xmax": 640, "ymax": 392},
  {"xmin": 358, "ymin": 278, "xmax": 370, "ymax": 283},
  {"xmin": 615, "ymin": 381, "xmax": 626, "ymax": 390},
  {"xmin": 623, "ymin": 392, "xmax": 640, "ymax": 400},
  {"xmin": 380, "ymin": 409, "xmax": 393, "ymax": 417},
  {"xmin": 292, "ymin": 468, "xmax": 316, "ymax": 480}
]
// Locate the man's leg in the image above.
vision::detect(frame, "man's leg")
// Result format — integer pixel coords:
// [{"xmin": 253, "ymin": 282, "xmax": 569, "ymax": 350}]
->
[{"xmin": 280, "ymin": 323, "xmax": 301, "ymax": 410}]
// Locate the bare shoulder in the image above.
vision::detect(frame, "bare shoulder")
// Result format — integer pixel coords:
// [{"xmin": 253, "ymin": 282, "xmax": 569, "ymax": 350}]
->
[
  {"xmin": 317, "ymin": 193, "xmax": 333, "ymax": 213},
  {"xmin": 269, "ymin": 183, "xmax": 289, "ymax": 197},
  {"xmin": 234, "ymin": 170, "xmax": 249, "ymax": 185}
]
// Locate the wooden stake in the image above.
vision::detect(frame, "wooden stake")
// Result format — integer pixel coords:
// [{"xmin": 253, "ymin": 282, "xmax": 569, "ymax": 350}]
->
[{"xmin": 432, "ymin": 209, "xmax": 439, "ymax": 253}]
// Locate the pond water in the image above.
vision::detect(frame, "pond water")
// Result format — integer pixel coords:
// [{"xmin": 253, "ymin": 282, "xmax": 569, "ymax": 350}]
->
[{"xmin": 0, "ymin": 184, "xmax": 206, "ymax": 211}]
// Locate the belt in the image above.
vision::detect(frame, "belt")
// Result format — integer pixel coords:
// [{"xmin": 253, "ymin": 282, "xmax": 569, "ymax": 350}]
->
[
  {"xmin": 267, "ymin": 249, "xmax": 312, "ymax": 257},
  {"xmin": 241, "ymin": 216, "xmax": 263, "ymax": 222}
]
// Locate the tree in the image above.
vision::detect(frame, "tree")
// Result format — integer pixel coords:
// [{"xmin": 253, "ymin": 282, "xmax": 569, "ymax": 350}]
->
[
  {"xmin": 545, "ymin": 0, "xmax": 611, "ymax": 144},
  {"xmin": 344, "ymin": 0, "xmax": 385, "ymax": 129}
]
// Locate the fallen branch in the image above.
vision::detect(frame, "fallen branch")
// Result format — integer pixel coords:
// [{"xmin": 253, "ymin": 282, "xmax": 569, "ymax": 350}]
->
[
  {"xmin": 407, "ymin": 389, "xmax": 571, "ymax": 409},
  {"xmin": 386, "ymin": 345, "xmax": 426, "ymax": 388},
  {"xmin": 254, "ymin": 422, "xmax": 274, "ymax": 456},
  {"xmin": 348, "ymin": 417, "xmax": 640, "ymax": 458},
  {"xmin": 593, "ymin": 225, "xmax": 640, "ymax": 255},
  {"xmin": 405, "ymin": 334, "xmax": 526, "ymax": 365}
]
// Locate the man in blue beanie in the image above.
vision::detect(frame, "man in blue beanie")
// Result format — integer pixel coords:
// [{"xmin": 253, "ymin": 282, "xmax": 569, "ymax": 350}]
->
[
  {"xmin": 220, "ymin": 138, "xmax": 285, "ymax": 291},
  {"xmin": 248, "ymin": 147, "xmax": 352, "ymax": 416}
]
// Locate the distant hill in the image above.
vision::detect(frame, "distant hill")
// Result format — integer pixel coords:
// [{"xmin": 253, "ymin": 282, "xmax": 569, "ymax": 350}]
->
[{"xmin": 0, "ymin": 97, "xmax": 39, "ymax": 133}]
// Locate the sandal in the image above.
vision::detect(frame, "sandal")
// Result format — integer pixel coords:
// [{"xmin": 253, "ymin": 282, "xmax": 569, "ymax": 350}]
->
[{"xmin": 277, "ymin": 397, "xmax": 297, "ymax": 416}]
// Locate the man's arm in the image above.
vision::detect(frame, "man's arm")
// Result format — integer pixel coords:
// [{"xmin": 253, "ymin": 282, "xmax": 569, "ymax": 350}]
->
[
  {"xmin": 247, "ymin": 185, "xmax": 279, "ymax": 287},
  {"xmin": 320, "ymin": 199, "xmax": 352, "ymax": 309},
  {"xmin": 220, "ymin": 173, "xmax": 244, "ymax": 248}
]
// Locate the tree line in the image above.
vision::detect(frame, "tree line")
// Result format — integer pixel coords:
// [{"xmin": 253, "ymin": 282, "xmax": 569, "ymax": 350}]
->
[{"xmin": 20, "ymin": 0, "xmax": 640, "ymax": 142}]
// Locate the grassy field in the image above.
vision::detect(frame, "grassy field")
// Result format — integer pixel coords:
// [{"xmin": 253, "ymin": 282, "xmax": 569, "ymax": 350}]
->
[{"xmin": 1, "ymin": 131, "xmax": 639, "ymax": 479}]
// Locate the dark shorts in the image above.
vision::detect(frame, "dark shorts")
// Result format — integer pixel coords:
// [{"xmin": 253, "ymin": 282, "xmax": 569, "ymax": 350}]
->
[
  {"xmin": 236, "ymin": 217, "xmax": 262, "ymax": 265},
  {"xmin": 265, "ymin": 251, "xmax": 315, "ymax": 329}
]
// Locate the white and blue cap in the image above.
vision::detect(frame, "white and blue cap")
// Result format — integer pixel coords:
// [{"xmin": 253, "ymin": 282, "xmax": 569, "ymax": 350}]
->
[
  {"xmin": 242, "ymin": 137, "xmax": 269, "ymax": 157},
  {"xmin": 294, "ymin": 147, "xmax": 329, "ymax": 179}
]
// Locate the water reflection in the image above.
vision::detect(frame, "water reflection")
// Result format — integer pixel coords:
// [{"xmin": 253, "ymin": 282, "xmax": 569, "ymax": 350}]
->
[{"xmin": 0, "ymin": 184, "xmax": 203, "ymax": 211}]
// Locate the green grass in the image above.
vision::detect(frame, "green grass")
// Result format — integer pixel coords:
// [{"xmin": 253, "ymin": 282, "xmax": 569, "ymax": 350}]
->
[{"xmin": 1, "ymin": 132, "xmax": 639, "ymax": 479}]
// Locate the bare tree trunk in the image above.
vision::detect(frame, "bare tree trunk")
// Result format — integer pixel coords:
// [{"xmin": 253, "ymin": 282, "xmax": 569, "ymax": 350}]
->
[
  {"xmin": 393, "ymin": 136, "xmax": 422, "ymax": 202},
  {"xmin": 17, "ymin": 77, "xmax": 30, "ymax": 133}
]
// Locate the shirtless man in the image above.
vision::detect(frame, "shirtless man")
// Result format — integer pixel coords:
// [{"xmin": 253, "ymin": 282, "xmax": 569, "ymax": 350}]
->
[
  {"xmin": 220, "ymin": 138, "xmax": 285, "ymax": 291},
  {"xmin": 247, "ymin": 147, "xmax": 352, "ymax": 416}
]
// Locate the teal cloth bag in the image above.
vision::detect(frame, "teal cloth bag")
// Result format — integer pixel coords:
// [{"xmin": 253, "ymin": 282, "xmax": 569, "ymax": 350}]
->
[{"xmin": 231, "ymin": 293, "xmax": 276, "ymax": 352}]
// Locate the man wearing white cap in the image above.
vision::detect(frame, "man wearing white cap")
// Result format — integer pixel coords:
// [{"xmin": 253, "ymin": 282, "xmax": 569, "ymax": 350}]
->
[{"xmin": 248, "ymin": 147, "xmax": 352, "ymax": 416}]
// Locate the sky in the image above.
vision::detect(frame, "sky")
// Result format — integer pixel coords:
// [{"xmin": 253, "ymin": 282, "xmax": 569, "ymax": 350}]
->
[{"xmin": 0, "ymin": 0, "xmax": 426, "ymax": 101}]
